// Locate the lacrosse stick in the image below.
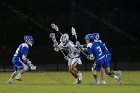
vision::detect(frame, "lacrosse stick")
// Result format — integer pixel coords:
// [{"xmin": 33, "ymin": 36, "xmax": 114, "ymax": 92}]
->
[
  {"xmin": 71, "ymin": 27, "xmax": 88, "ymax": 57},
  {"xmin": 51, "ymin": 23, "xmax": 70, "ymax": 54},
  {"xmin": 51, "ymin": 23, "xmax": 63, "ymax": 35},
  {"xmin": 49, "ymin": 33, "xmax": 66, "ymax": 56}
]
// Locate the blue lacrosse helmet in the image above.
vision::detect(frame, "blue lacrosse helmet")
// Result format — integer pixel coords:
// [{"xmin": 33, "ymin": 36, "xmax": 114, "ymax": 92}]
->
[
  {"xmin": 85, "ymin": 34, "xmax": 93, "ymax": 40},
  {"xmin": 92, "ymin": 33, "xmax": 100, "ymax": 40},
  {"xmin": 24, "ymin": 35, "xmax": 34, "ymax": 44}
]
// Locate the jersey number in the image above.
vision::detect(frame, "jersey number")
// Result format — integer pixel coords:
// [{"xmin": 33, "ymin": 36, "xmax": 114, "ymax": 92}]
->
[{"xmin": 96, "ymin": 46, "xmax": 102, "ymax": 56}]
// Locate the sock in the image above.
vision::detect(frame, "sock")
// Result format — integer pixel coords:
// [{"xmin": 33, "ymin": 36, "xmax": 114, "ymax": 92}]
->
[{"xmin": 77, "ymin": 71, "xmax": 82, "ymax": 80}]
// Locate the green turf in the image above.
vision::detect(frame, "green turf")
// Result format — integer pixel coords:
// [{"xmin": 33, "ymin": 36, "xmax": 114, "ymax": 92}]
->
[{"xmin": 0, "ymin": 71, "xmax": 140, "ymax": 93}]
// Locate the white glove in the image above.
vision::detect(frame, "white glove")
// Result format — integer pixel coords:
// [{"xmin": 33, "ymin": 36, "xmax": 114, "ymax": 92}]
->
[
  {"xmin": 30, "ymin": 65, "xmax": 37, "ymax": 70},
  {"xmin": 76, "ymin": 41, "xmax": 80, "ymax": 46},
  {"xmin": 54, "ymin": 47, "xmax": 59, "ymax": 52},
  {"xmin": 89, "ymin": 54, "xmax": 95, "ymax": 60},
  {"xmin": 53, "ymin": 43, "xmax": 58, "ymax": 48},
  {"xmin": 87, "ymin": 54, "xmax": 95, "ymax": 60},
  {"xmin": 27, "ymin": 61, "xmax": 32, "ymax": 67}
]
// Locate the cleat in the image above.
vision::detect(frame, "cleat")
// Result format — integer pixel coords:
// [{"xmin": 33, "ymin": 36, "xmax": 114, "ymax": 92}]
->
[
  {"xmin": 115, "ymin": 71, "xmax": 122, "ymax": 84},
  {"xmin": 7, "ymin": 80, "xmax": 13, "ymax": 84},
  {"xmin": 73, "ymin": 79, "xmax": 82, "ymax": 84},
  {"xmin": 15, "ymin": 75, "xmax": 22, "ymax": 81},
  {"xmin": 99, "ymin": 80, "xmax": 107, "ymax": 85},
  {"xmin": 91, "ymin": 80, "xmax": 100, "ymax": 85},
  {"xmin": 15, "ymin": 78, "xmax": 22, "ymax": 81}
]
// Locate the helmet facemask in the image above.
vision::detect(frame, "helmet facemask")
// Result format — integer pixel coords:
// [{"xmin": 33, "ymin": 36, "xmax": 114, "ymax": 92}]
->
[{"xmin": 60, "ymin": 34, "xmax": 69, "ymax": 45}]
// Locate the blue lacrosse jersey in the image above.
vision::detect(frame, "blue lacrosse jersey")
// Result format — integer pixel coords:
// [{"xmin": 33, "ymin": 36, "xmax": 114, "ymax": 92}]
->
[
  {"xmin": 87, "ymin": 41, "xmax": 105, "ymax": 61},
  {"xmin": 13, "ymin": 43, "xmax": 29, "ymax": 61},
  {"xmin": 12, "ymin": 43, "xmax": 29, "ymax": 71},
  {"xmin": 98, "ymin": 40, "xmax": 111, "ymax": 55}
]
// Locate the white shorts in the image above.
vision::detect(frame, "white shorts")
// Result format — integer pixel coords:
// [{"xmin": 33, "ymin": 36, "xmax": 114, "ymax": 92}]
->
[{"xmin": 68, "ymin": 57, "xmax": 82, "ymax": 66}]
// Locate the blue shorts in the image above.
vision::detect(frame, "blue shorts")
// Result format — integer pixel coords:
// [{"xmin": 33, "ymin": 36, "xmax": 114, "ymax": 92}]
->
[
  {"xmin": 12, "ymin": 57, "xmax": 24, "ymax": 71},
  {"xmin": 104, "ymin": 55, "xmax": 111, "ymax": 68},
  {"xmin": 93, "ymin": 58, "xmax": 105, "ymax": 71},
  {"xmin": 93, "ymin": 55, "xmax": 111, "ymax": 71}
]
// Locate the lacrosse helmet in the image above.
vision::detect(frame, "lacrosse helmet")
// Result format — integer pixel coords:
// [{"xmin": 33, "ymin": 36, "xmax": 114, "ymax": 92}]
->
[
  {"xmin": 24, "ymin": 35, "xmax": 34, "ymax": 47},
  {"xmin": 92, "ymin": 33, "xmax": 100, "ymax": 40},
  {"xmin": 60, "ymin": 33, "xmax": 69, "ymax": 45},
  {"xmin": 85, "ymin": 34, "xmax": 93, "ymax": 40}
]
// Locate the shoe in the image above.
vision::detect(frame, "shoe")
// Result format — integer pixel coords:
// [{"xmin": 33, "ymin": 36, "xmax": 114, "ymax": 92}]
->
[
  {"xmin": 115, "ymin": 71, "xmax": 122, "ymax": 84},
  {"xmin": 99, "ymin": 80, "xmax": 106, "ymax": 85},
  {"xmin": 15, "ymin": 78, "xmax": 22, "ymax": 81},
  {"xmin": 73, "ymin": 79, "xmax": 82, "ymax": 84},
  {"xmin": 91, "ymin": 80, "xmax": 100, "ymax": 85},
  {"xmin": 7, "ymin": 79, "xmax": 13, "ymax": 84},
  {"xmin": 15, "ymin": 75, "xmax": 22, "ymax": 81},
  {"xmin": 117, "ymin": 71, "xmax": 122, "ymax": 84}
]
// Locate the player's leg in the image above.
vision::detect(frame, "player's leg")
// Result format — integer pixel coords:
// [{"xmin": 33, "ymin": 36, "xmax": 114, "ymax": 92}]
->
[
  {"xmin": 105, "ymin": 67, "xmax": 122, "ymax": 84},
  {"xmin": 7, "ymin": 61, "xmax": 23, "ymax": 84},
  {"xmin": 7, "ymin": 70, "xmax": 20, "ymax": 84},
  {"xmin": 68, "ymin": 59, "xmax": 79, "ymax": 84},
  {"xmin": 69, "ymin": 65, "xmax": 80, "ymax": 84},
  {"xmin": 69, "ymin": 65, "xmax": 78, "ymax": 78},
  {"xmin": 91, "ymin": 62, "xmax": 100, "ymax": 84},
  {"xmin": 15, "ymin": 61, "xmax": 29, "ymax": 80},
  {"xmin": 91, "ymin": 67, "xmax": 99, "ymax": 84},
  {"xmin": 71, "ymin": 58, "xmax": 82, "ymax": 84},
  {"xmin": 72, "ymin": 58, "xmax": 82, "ymax": 81},
  {"xmin": 99, "ymin": 67, "xmax": 106, "ymax": 84},
  {"xmin": 104, "ymin": 55, "xmax": 122, "ymax": 84}
]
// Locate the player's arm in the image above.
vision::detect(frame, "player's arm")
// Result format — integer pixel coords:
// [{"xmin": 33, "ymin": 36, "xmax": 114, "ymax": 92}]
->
[
  {"xmin": 54, "ymin": 42, "xmax": 69, "ymax": 51},
  {"xmin": 75, "ymin": 41, "xmax": 87, "ymax": 51},
  {"xmin": 87, "ymin": 43, "xmax": 95, "ymax": 60},
  {"xmin": 22, "ymin": 47, "xmax": 37, "ymax": 70},
  {"xmin": 22, "ymin": 54, "xmax": 29, "ymax": 62},
  {"xmin": 53, "ymin": 42, "xmax": 63, "ymax": 51}
]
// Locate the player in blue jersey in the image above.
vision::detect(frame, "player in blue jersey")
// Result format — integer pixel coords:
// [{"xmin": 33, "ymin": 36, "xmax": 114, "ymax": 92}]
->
[
  {"xmin": 85, "ymin": 34, "xmax": 106, "ymax": 84},
  {"xmin": 92, "ymin": 33, "xmax": 111, "ymax": 84},
  {"xmin": 7, "ymin": 35, "xmax": 37, "ymax": 84},
  {"xmin": 86, "ymin": 33, "xmax": 122, "ymax": 84}
]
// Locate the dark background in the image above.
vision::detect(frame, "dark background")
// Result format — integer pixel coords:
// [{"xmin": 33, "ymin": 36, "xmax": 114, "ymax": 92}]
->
[{"xmin": 0, "ymin": 0, "xmax": 140, "ymax": 71}]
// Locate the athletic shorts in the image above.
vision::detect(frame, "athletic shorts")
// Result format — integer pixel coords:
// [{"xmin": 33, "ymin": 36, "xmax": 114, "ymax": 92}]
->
[
  {"xmin": 93, "ymin": 55, "xmax": 111, "ymax": 71},
  {"xmin": 68, "ymin": 57, "xmax": 82, "ymax": 66},
  {"xmin": 104, "ymin": 55, "xmax": 111, "ymax": 68},
  {"xmin": 12, "ymin": 57, "xmax": 24, "ymax": 71}
]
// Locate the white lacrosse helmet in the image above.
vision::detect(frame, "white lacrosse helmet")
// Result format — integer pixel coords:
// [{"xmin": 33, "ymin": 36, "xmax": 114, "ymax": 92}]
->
[{"xmin": 60, "ymin": 33, "xmax": 69, "ymax": 45}]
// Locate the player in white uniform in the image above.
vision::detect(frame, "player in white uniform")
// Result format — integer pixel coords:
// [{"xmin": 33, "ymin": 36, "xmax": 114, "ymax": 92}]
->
[
  {"xmin": 54, "ymin": 33, "xmax": 82, "ymax": 84},
  {"xmin": 7, "ymin": 35, "xmax": 37, "ymax": 84}
]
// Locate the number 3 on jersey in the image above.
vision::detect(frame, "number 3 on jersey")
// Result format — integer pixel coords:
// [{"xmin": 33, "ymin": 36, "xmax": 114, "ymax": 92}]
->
[{"xmin": 96, "ymin": 46, "xmax": 102, "ymax": 56}]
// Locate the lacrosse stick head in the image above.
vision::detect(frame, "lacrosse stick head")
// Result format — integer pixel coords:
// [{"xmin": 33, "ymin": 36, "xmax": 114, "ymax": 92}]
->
[
  {"xmin": 71, "ymin": 27, "xmax": 76, "ymax": 35},
  {"xmin": 51, "ymin": 23, "xmax": 59, "ymax": 31},
  {"xmin": 49, "ymin": 33, "xmax": 56, "ymax": 39}
]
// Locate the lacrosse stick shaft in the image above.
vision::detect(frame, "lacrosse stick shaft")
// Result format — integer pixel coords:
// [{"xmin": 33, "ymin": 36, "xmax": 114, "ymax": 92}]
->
[{"xmin": 71, "ymin": 28, "xmax": 88, "ymax": 57}]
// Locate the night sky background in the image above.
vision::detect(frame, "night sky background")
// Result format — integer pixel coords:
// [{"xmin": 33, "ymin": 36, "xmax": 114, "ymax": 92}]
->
[{"xmin": 0, "ymin": 0, "xmax": 140, "ymax": 71}]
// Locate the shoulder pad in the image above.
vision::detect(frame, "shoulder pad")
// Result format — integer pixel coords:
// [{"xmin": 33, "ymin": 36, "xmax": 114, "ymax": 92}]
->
[{"xmin": 22, "ymin": 43, "xmax": 29, "ymax": 48}]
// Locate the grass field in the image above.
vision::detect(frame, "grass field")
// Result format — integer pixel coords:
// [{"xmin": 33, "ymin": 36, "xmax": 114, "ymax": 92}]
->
[{"xmin": 0, "ymin": 71, "xmax": 140, "ymax": 93}]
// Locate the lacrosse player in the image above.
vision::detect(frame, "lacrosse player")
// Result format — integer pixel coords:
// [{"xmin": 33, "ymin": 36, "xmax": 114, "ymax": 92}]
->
[
  {"xmin": 85, "ymin": 34, "xmax": 101, "ymax": 84},
  {"xmin": 92, "ymin": 33, "xmax": 111, "ymax": 84},
  {"xmin": 51, "ymin": 24, "xmax": 82, "ymax": 84},
  {"xmin": 86, "ymin": 33, "xmax": 122, "ymax": 84},
  {"xmin": 7, "ymin": 35, "xmax": 37, "ymax": 84}
]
